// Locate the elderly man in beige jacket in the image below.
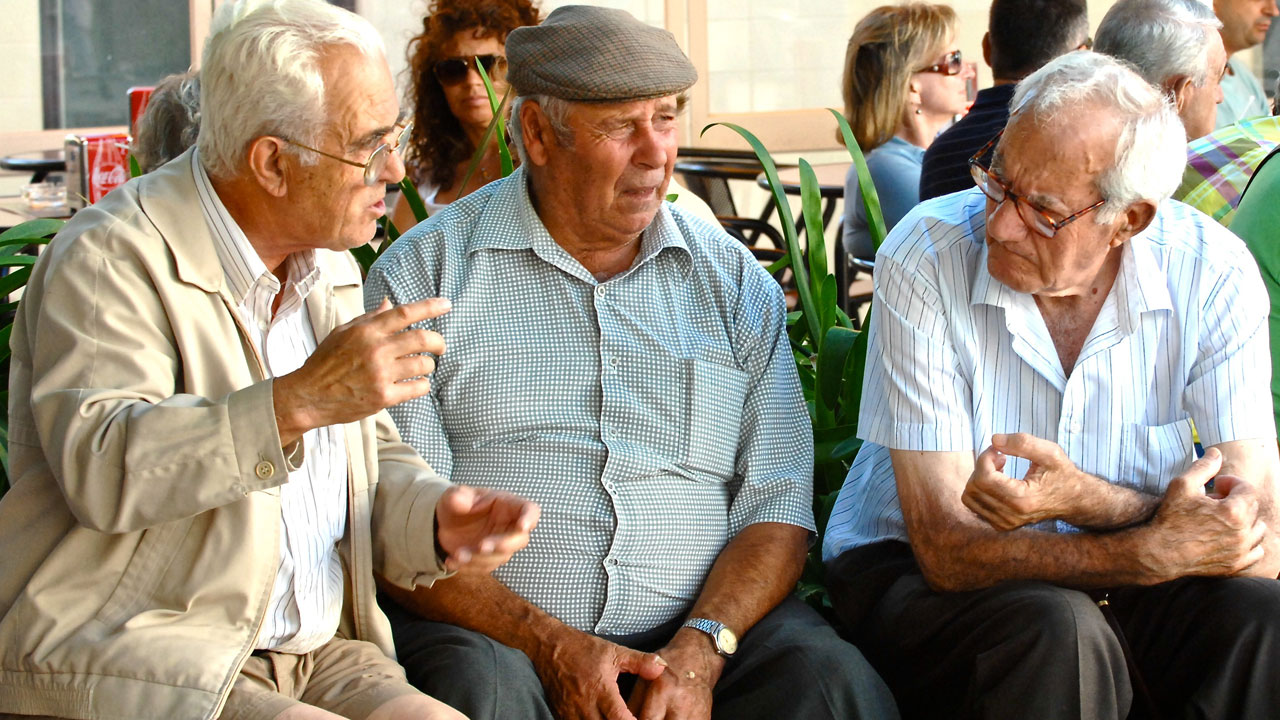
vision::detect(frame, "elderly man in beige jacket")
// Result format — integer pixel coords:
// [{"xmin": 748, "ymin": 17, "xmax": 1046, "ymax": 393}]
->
[{"xmin": 0, "ymin": 2, "xmax": 538, "ymax": 719}]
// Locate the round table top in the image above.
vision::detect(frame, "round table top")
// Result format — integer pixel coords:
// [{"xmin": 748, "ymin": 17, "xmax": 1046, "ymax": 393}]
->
[
  {"xmin": 759, "ymin": 162, "xmax": 852, "ymax": 197},
  {"xmin": 0, "ymin": 150, "xmax": 66, "ymax": 173}
]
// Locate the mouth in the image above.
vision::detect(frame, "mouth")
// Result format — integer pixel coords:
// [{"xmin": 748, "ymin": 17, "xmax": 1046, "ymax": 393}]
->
[{"xmin": 371, "ymin": 198, "xmax": 386, "ymax": 215}]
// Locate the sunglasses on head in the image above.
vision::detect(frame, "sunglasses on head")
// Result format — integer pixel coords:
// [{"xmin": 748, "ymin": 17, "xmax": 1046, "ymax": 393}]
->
[
  {"xmin": 433, "ymin": 54, "xmax": 508, "ymax": 85},
  {"xmin": 917, "ymin": 49, "xmax": 964, "ymax": 76}
]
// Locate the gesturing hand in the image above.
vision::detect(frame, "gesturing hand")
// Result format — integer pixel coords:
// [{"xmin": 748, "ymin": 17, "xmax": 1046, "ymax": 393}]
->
[
  {"xmin": 1142, "ymin": 447, "xmax": 1267, "ymax": 582},
  {"xmin": 962, "ymin": 433, "xmax": 1090, "ymax": 530},
  {"xmin": 274, "ymin": 297, "xmax": 450, "ymax": 445},
  {"xmin": 534, "ymin": 631, "xmax": 667, "ymax": 720},
  {"xmin": 435, "ymin": 484, "xmax": 540, "ymax": 573}
]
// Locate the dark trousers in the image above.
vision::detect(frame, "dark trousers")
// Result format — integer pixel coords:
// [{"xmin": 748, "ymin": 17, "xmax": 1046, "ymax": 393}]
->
[
  {"xmin": 827, "ymin": 541, "xmax": 1280, "ymax": 720},
  {"xmin": 383, "ymin": 593, "xmax": 899, "ymax": 720}
]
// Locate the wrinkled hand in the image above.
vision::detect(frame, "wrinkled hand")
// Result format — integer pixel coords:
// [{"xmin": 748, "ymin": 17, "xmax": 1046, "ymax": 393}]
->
[
  {"xmin": 534, "ymin": 631, "xmax": 667, "ymax": 720},
  {"xmin": 274, "ymin": 297, "xmax": 449, "ymax": 445},
  {"xmin": 626, "ymin": 629, "xmax": 722, "ymax": 720},
  {"xmin": 435, "ymin": 484, "xmax": 540, "ymax": 573},
  {"xmin": 1141, "ymin": 447, "xmax": 1267, "ymax": 582},
  {"xmin": 962, "ymin": 433, "xmax": 1089, "ymax": 530}
]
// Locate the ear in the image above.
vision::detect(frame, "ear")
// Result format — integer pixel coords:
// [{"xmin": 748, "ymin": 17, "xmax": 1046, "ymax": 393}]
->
[
  {"xmin": 1167, "ymin": 75, "xmax": 1193, "ymax": 114},
  {"xmin": 982, "ymin": 32, "xmax": 993, "ymax": 69},
  {"xmin": 1109, "ymin": 200, "xmax": 1158, "ymax": 248},
  {"xmin": 519, "ymin": 100, "xmax": 553, "ymax": 168},
  {"xmin": 247, "ymin": 136, "xmax": 290, "ymax": 198}
]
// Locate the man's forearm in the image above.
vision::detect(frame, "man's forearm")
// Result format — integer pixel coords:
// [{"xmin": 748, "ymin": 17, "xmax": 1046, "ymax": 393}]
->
[
  {"xmin": 1063, "ymin": 472, "xmax": 1162, "ymax": 530},
  {"xmin": 683, "ymin": 522, "xmax": 808, "ymax": 635},
  {"xmin": 378, "ymin": 570, "xmax": 572, "ymax": 665}
]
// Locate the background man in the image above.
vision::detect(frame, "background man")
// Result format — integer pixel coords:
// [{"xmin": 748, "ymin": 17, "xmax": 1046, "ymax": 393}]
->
[
  {"xmin": 825, "ymin": 51, "xmax": 1280, "ymax": 720},
  {"xmin": 365, "ymin": 6, "xmax": 897, "ymax": 720},
  {"xmin": 918, "ymin": 0, "xmax": 1088, "ymax": 201},
  {"xmin": 1213, "ymin": 0, "xmax": 1277, "ymax": 127},
  {"xmin": 1096, "ymin": 0, "xmax": 1226, "ymax": 141},
  {"xmin": 0, "ymin": 2, "xmax": 537, "ymax": 719}
]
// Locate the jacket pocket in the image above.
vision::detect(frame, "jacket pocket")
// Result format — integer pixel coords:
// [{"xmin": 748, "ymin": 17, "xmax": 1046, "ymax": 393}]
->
[
  {"xmin": 93, "ymin": 517, "xmax": 192, "ymax": 628},
  {"xmin": 1118, "ymin": 419, "xmax": 1195, "ymax": 496},
  {"xmin": 679, "ymin": 359, "xmax": 749, "ymax": 482}
]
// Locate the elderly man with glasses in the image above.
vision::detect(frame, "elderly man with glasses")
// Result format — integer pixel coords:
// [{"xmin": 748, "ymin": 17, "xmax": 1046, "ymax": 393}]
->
[
  {"xmin": 363, "ymin": 6, "xmax": 898, "ymax": 720},
  {"xmin": 823, "ymin": 50, "xmax": 1280, "ymax": 720},
  {"xmin": 0, "ymin": 2, "xmax": 540, "ymax": 719}
]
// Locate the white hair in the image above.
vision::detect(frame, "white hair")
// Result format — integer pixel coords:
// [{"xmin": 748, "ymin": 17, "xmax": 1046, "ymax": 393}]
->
[
  {"xmin": 1094, "ymin": 0, "xmax": 1221, "ymax": 88},
  {"xmin": 509, "ymin": 94, "xmax": 577, "ymax": 167},
  {"xmin": 1009, "ymin": 50, "xmax": 1187, "ymax": 223},
  {"xmin": 197, "ymin": 0, "xmax": 386, "ymax": 179}
]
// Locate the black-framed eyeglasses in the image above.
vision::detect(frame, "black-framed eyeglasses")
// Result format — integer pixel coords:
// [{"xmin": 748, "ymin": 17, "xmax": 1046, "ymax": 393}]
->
[
  {"xmin": 967, "ymin": 129, "xmax": 1107, "ymax": 239},
  {"xmin": 433, "ymin": 54, "xmax": 507, "ymax": 86},
  {"xmin": 917, "ymin": 49, "xmax": 964, "ymax": 76},
  {"xmin": 281, "ymin": 122, "xmax": 413, "ymax": 187}
]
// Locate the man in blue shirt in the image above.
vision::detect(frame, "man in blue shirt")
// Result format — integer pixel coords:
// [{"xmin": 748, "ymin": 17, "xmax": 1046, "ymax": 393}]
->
[
  {"xmin": 918, "ymin": 0, "xmax": 1089, "ymax": 202},
  {"xmin": 364, "ymin": 6, "xmax": 896, "ymax": 720}
]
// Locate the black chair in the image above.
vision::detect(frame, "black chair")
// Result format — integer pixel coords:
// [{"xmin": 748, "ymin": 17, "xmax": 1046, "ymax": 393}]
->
[
  {"xmin": 833, "ymin": 219, "xmax": 875, "ymax": 328},
  {"xmin": 675, "ymin": 147, "xmax": 790, "ymax": 246}
]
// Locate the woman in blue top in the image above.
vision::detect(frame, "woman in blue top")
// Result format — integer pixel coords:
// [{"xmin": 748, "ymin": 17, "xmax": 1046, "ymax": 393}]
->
[{"xmin": 840, "ymin": 4, "xmax": 974, "ymax": 259}]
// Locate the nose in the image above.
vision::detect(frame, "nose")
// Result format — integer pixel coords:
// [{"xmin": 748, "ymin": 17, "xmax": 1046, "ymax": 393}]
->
[
  {"xmin": 1266, "ymin": 0, "xmax": 1279, "ymax": 16},
  {"xmin": 985, "ymin": 195, "xmax": 1027, "ymax": 241},
  {"xmin": 379, "ymin": 148, "xmax": 407, "ymax": 186},
  {"xmin": 632, "ymin": 123, "xmax": 670, "ymax": 170}
]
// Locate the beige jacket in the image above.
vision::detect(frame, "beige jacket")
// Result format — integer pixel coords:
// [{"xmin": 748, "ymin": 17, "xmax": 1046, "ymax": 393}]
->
[{"xmin": 0, "ymin": 150, "xmax": 449, "ymax": 720}]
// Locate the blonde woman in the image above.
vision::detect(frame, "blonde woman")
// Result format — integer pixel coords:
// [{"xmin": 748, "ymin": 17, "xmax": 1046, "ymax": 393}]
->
[{"xmin": 840, "ymin": 3, "xmax": 974, "ymax": 258}]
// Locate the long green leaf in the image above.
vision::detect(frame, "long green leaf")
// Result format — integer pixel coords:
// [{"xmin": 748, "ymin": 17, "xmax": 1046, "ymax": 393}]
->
[
  {"xmin": 0, "ymin": 267, "xmax": 32, "ymax": 300},
  {"xmin": 702, "ymin": 122, "xmax": 821, "ymax": 348},
  {"xmin": 129, "ymin": 153, "xmax": 142, "ymax": 178},
  {"xmin": 0, "ymin": 256, "xmax": 37, "ymax": 268},
  {"xmin": 399, "ymin": 176, "xmax": 430, "ymax": 223},
  {"xmin": 816, "ymin": 325, "xmax": 859, "ymax": 419},
  {"xmin": 0, "ymin": 219, "xmax": 63, "ymax": 244},
  {"xmin": 797, "ymin": 159, "xmax": 828, "ymax": 289},
  {"xmin": 454, "ymin": 85, "xmax": 514, "ymax": 203},
  {"xmin": 841, "ymin": 306, "xmax": 873, "ymax": 420},
  {"xmin": 349, "ymin": 244, "xmax": 377, "ymax": 275},
  {"xmin": 475, "ymin": 58, "xmax": 514, "ymax": 177},
  {"xmin": 829, "ymin": 109, "xmax": 888, "ymax": 251}
]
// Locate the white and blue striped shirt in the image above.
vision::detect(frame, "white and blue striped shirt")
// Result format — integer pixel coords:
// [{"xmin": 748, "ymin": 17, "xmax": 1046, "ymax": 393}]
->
[
  {"xmin": 824, "ymin": 188, "xmax": 1275, "ymax": 561},
  {"xmin": 193, "ymin": 153, "xmax": 349, "ymax": 653}
]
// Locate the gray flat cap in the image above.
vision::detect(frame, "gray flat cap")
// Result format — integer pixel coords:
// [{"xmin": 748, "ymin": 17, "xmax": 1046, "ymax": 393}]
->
[{"xmin": 506, "ymin": 5, "xmax": 697, "ymax": 102}]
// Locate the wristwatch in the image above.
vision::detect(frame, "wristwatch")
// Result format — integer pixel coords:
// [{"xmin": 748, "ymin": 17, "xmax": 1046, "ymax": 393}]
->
[{"xmin": 682, "ymin": 617, "xmax": 738, "ymax": 657}]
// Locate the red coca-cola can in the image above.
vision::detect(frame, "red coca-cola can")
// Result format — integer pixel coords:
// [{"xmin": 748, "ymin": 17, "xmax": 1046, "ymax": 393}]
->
[{"xmin": 65, "ymin": 132, "xmax": 132, "ymax": 210}]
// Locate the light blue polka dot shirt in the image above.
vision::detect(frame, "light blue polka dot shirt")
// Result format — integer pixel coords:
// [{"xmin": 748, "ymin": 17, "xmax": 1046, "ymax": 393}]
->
[{"xmin": 365, "ymin": 168, "xmax": 814, "ymax": 635}]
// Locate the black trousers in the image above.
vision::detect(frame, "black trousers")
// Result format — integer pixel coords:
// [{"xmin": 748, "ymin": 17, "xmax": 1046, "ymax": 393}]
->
[
  {"xmin": 383, "ymin": 593, "xmax": 899, "ymax": 720},
  {"xmin": 827, "ymin": 541, "xmax": 1280, "ymax": 720}
]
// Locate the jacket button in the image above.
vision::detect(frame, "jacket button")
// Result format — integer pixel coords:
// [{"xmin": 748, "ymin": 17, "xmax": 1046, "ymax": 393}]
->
[{"xmin": 255, "ymin": 460, "xmax": 275, "ymax": 479}]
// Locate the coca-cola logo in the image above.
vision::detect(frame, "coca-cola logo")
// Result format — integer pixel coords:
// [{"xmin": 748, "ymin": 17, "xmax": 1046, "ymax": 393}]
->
[{"xmin": 92, "ymin": 164, "xmax": 126, "ymax": 188}]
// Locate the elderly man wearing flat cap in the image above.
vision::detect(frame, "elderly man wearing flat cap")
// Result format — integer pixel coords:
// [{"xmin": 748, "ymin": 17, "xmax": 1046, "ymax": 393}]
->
[{"xmin": 364, "ymin": 6, "xmax": 898, "ymax": 720}]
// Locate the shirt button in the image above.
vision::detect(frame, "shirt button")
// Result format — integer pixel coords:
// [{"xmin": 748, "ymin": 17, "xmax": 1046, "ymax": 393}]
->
[
  {"xmin": 1070, "ymin": 421, "xmax": 1083, "ymax": 433},
  {"xmin": 605, "ymin": 558, "xmax": 619, "ymax": 566},
  {"xmin": 255, "ymin": 460, "xmax": 275, "ymax": 479},
  {"xmin": 609, "ymin": 357, "xmax": 620, "ymax": 368},
  {"xmin": 595, "ymin": 285, "xmax": 606, "ymax": 296}
]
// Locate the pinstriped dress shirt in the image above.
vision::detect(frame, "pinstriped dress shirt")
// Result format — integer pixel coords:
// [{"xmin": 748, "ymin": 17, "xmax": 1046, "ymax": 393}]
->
[
  {"xmin": 365, "ymin": 168, "xmax": 814, "ymax": 635},
  {"xmin": 824, "ymin": 189, "xmax": 1275, "ymax": 562},
  {"xmin": 193, "ymin": 154, "xmax": 349, "ymax": 653}
]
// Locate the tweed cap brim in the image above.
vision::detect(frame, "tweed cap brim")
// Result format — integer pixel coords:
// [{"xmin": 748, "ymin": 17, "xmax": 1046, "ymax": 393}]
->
[{"xmin": 506, "ymin": 5, "xmax": 697, "ymax": 102}]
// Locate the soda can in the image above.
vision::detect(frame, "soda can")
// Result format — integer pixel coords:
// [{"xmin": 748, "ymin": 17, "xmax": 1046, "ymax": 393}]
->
[{"xmin": 65, "ymin": 132, "xmax": 132, "ymax": 210}]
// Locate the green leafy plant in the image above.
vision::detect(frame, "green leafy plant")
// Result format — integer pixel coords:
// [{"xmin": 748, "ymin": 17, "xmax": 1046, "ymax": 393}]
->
[
  {"xmin": 0, "ymin": 219, "xmax": 63, "ymax": 495},
  {"xmin": 704, "ymin": 109, "xmax": 887, "ymax": 610}
]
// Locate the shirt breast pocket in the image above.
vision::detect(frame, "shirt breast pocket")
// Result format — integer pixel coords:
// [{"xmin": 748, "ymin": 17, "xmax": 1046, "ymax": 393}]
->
[
  {"xmin": 680, "ymin": 358, "xmax": 749, "ymax": 482},
  {"xmin": 1118, "ymin": 419, "xmax": 1195, "ymax": 495}
]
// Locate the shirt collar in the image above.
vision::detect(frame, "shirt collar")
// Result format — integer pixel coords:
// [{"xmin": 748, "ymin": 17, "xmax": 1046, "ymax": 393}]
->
[
  {"xmin": 192, "ymin": 148, "xmax": 321, "ymax": 306},
  {"xmin": 468, "ymin": 166, "xmax": 691, "ymax": 283},
  {"xmin": 969, "ymin": 199, "xmax": 1174, "ymax": 333}
]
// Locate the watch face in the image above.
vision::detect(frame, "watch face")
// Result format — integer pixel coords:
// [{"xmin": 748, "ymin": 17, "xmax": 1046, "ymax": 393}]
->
[{"xmin": 716, "ymin": 627, "xmax": 738, "ymax": 654}]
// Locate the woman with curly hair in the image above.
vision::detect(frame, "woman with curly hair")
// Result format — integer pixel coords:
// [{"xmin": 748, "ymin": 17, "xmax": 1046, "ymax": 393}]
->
[{"xmin": 390, "ymin": 0, "xmax": 540, "ymax": 232}]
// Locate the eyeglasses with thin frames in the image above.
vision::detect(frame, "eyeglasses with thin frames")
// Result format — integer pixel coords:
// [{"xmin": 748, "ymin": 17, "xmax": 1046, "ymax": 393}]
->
[
  {"xmin": 917, "ymin": 49, "xmax": 964, "ymax": 76},
  {"xmin": 281, "ymin": 122, "xmax": 413, "ymax": 187},
  {"xmin": 433, "ymin": 54, "xmax": 507, "ymax": 86},
  {"xmin": 967, "ymin": 129, "xmax": 1107, "ymax": 239}
]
